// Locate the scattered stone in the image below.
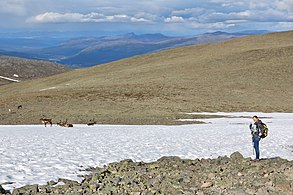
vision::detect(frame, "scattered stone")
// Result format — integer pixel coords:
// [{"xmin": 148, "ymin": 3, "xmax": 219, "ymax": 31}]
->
[
  {"xmin": 131, "ymin": 192, "xmax": 140, "ymax": 195},
  {"xmin": 257, "ymin": 187, "xmax": 270, "ymax": 195},
  {"xmin": 178, "ymin": 177, "xmax": 190, "ymax": 183},
  {"xmin": 47, "ymin": 180, "xmax": 57, "ymax": 186},
  {"xmin": 197, "ymin": 191, "xmax": 204, "ymax": 195},
  {"xmin": 201, "ymin": 182, "xmax": 213, "ymax": 188},
  {"xmin": 58, "ymin": 178, "xmax": 80, "ymax": 187},
  {"xmin": 8, "ymin": 152, "xmax": 293, "ymax": 195},
  {"xmin": 208, "ymin": 173, "xmax": 215, "ymax": 179},
  {"xmin": 237, "ymin": 172, "xmax": 243, "ymax": 177}
]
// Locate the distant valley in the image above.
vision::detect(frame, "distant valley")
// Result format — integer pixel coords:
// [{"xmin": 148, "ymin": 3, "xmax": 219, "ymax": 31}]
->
[{"xmin": 0, "ymin": 30, "xmax": 269, "ymax": 68}]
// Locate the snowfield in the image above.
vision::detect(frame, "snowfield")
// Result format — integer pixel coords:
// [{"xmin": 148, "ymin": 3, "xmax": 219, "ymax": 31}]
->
[{"xmin": 0, "ymin": 112, "xmax": 292, "ymax": 191}]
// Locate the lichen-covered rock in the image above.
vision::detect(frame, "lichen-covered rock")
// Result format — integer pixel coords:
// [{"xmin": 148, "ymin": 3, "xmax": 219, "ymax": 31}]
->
[
  {"xmin": 230, "ymin": 151, "xmax": 244, "ymax": 160},
  {"xmin": 11, "ymin": 185, "xmax": 38, "ymax": 195}
]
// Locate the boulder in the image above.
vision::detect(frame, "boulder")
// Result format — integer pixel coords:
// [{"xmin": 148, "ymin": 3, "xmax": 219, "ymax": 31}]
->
[
  {"xmin": 0, "ymin": 185, "xmax": 6, "ymax": 194},
  {"xmin": 58, "ymin": 178, "xmax": 80, "ymax": 187},
  {"xmin": 12, "ymin": 184, "xmax": 38, "ymax": 195},
  {"xmin": 230, "ymin": 152, "xmax": 244, "ymax": 160}
]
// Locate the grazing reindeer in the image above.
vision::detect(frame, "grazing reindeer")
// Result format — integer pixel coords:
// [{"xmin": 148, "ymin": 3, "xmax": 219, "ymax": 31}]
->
[
  {"xmin": 65, "ymin": 123, "xmax": 74, "ymax": 128},
  {"xmin": 57, "ymin": 119, "xmax": 73, "ymax": 128},
  {"xmin": 64, "ymin": 119, "xmax": 73, "ymax": 127},
  {"xmin": 40, "ymin": 118, "xmax": 53, "ymax": 127},
  {"xmin": 17, "ymin": 105, "xmax": 22, "ymax": 110},
  {"xmin": 87, "ymin": 118, "xmax": 96, "ymax": 126},
  {"xmin": 57, "ymin": 120, "xmax": 64, "ymax": 126}
]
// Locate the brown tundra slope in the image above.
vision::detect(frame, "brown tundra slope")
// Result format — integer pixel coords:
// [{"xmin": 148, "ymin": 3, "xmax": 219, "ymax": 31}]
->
[
  {"xmin": 0, "ymin": 31, "xmax": 292, "ymax": 125},
  {"xmin": 0, "ymin": 56, "xmax": 69, "ymax": 85}
]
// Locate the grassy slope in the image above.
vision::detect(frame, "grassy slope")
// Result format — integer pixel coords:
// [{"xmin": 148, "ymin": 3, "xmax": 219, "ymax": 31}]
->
[
  {"xmin": 0, "ymin": 31, "xmax": 292, "ymax": 125},
  {"xmin": 0, "ymin": 56, "xmax": 69, "ymax": 85}
]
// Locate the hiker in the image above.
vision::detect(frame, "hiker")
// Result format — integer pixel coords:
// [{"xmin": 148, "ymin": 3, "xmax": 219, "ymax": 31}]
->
[{"xmin": 249, "ymin": 116, "xmax": 264, "ymax": 160}]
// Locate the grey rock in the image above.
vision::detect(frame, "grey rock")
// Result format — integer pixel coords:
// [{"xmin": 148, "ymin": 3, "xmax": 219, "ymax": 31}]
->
[
  {"xmin": 47, "ymin": 180, "xmax": 58, "ymax": 186},
  {"xmin": 178, "ymin": 177, "xmax": 190, "ymax": 183},
  {"xmin": 58, "ymin": 178, "xmax": 80, "ymax": 187},
  {"xmin": 12, "ymin": 184, "xmax": 38, "ymax": 195},
  {"xmin": 230, "ymin": 152, "xmax": 244, "ymax": 160}
]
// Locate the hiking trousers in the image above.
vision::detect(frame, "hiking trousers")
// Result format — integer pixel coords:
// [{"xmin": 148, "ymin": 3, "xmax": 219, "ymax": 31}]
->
[{"xmin": 253, "ymin": 136, "xmax": 260, "ymax": 160}]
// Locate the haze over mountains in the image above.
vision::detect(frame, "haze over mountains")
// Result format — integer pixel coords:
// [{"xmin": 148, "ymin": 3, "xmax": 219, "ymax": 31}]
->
[
  {"xmin": 0, "ymin": 31, "xmax": 292, "ymax": 125},
  {"xmin": 0, "ymin": 30, "xmax": 269, "ymax": 68}
]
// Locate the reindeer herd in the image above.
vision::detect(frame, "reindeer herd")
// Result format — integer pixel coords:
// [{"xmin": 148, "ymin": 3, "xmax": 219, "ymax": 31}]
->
[
  {"xmin": 40, "ymin": 117, "xmax": 96, "ymax": 127},
  {"xmin": 8, "ymin": 105, "xmax": 96, "ymax": 127}
]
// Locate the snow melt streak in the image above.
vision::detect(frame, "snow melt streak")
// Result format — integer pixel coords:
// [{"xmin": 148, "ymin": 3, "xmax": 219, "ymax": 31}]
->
[{"xmin": 0, "ymin": 112, "xmax": 292, "ymax": 191}]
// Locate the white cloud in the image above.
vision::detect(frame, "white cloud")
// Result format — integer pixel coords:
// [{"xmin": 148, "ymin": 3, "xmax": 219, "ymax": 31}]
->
[
  {"xmin": 277, "ymin": 0, "xmax": 293, "ymax": 13},
  {"xmin": 0, "ymin": 0, "xmax": 26, "ymax": 16},
  {"xmin": 203, "ymin": 11, "xmax": 252, "ymax": 22},
  {"xmin": 27, "ymin": 12, "xmax": 150, "ymax": 23},
  {"xmin": 2, "ymin": 0, "xmax": 293, "ymax": 33},
  {"xmin": 28, "ymin": 12, "xmax": 84, "ymax": 23},
  {"xmin": 225, "ymin": 20, "xmax": 247, "ymax": 23},
  {"xmin": 190, "ymin": 22, "xmax": 235, "ymax": 29},
  {"xmin": 171, "ymin": 8, "xmax": 205, "ymax": 17},
  {"xmin": 164, "ymin": 16, "xmax": 184, "ymax": 23},
  {"xmin": 277, "ymin": 22, "xmax": 293, "ymax": 28}
]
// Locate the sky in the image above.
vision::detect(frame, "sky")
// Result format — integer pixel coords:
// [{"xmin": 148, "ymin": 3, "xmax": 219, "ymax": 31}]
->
[{"xmin": 0, "ymin": 0, "xmax": 293, "ymax": 36}]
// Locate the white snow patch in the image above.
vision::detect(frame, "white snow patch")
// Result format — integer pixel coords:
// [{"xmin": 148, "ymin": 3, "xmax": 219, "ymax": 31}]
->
[
  {"xmin": 13, "ymin": 74, "xmax": 19, "ymax": 78},
  {"xmin": 39, "ymin": 87, "xmax": 57, "ymax": 91},
  {"xmin": 0, "ymin": 112, "xmax": 292, "ymax": 192},
  {"xmin": 0, "ymin": 76, "xmax": 20, "ymax": 82},
  {"xmin": 53, "ymin": 181, "xmax": 66, "ymax": 186}
]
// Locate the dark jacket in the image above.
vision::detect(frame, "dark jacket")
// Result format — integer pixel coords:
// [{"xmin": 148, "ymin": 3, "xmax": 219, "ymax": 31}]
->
[{"xmin": 250, "ymin": 120, "xmax": 264, "ymax": 137}]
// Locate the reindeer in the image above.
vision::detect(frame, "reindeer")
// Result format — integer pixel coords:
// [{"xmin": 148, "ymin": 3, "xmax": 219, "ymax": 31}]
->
[
  {"xmin": 17, "ymin": 105, "xmax": 22, "ymax": 110},
  {"xmin": 87, "ymin": 118, "xmax": 96, "ymax": 126},
  {"xmin": 64, "ymin": 119, "xmax": 73, "ymax": 127},
  {"xmin": 57, "ymin": 120, "xmax": 64, "ymax": 127},
  {"xmin": 57, "ymin": 119, "xmax": 73, "ymax": 128},
  {"xmin": 65, "ymin": 123, "xmax": 74, "ymax": 128},
  {"xmin": 40, "ymin": 117, "xmax": 53, "ymax": 127}
]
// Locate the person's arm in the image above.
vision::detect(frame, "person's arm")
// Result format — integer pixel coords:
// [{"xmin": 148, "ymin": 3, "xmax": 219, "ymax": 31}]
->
[{"xmin": 249, "ymin": 124, "xmax": 254, "ymax": 136}]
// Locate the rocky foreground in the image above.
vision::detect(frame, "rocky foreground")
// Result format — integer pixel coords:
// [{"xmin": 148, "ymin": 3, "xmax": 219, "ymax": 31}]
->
[{"xmin": 2, "ymin": 152, "xmax": 293, "ymax": 195}]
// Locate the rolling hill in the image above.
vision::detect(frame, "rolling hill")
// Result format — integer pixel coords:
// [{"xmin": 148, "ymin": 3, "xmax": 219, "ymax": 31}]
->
[
  {"xmin": 0, "ymin": 31, "xmax": 292, "ymax": 125},
  {"xmin": 0, "ymin": 56, "xmax": 70, "ymax": 85}
]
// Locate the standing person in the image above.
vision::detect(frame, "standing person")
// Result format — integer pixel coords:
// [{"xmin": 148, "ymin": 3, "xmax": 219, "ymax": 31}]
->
[{"xmin": 249, "ymin": 116, "xmax": 264, "ymax": 160}]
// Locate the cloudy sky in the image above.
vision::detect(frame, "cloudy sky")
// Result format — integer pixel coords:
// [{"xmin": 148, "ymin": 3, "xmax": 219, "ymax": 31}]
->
[{"xmin": 1, "ymin": 0, "xmax": 293, "ymax": 35}]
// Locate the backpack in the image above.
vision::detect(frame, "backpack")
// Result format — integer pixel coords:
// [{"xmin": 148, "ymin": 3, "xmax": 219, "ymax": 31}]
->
[{"xmin": 260, "ymin": 123, "xmax": 268, "ymax": 138}]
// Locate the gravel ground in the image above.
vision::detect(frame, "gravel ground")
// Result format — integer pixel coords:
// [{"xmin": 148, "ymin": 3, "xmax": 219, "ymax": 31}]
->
[{"xmin": 4, "ymin": 152, "xmax": 293, "ymax": 195}]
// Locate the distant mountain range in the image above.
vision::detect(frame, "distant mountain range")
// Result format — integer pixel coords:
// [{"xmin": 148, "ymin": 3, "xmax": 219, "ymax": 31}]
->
[{"xmin": 0, "ymin": 30, "xmax": 270, "ymax": 68}]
